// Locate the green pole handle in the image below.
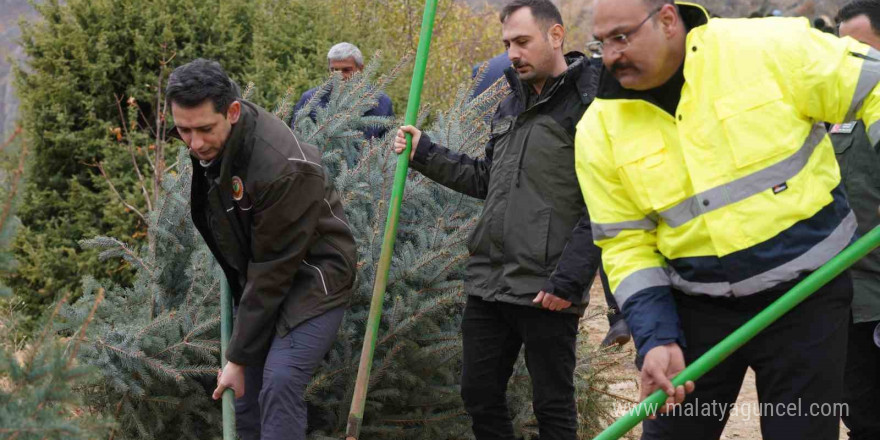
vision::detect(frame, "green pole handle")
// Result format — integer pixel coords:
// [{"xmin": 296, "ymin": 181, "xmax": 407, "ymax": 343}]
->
[
  {"xmin": 594, "ymin": 225, "xmax": 880, "ymax": 440},
  {"xmin": 345, "ymin": 1, "xmax": 438, "ymax": 438},
  {"xmin": 220, "ymin": 278, "xmax": 236, "ymax": 439}
]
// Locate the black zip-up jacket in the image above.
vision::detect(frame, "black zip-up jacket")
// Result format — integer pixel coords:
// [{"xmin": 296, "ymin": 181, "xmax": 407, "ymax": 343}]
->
[
  {"xmin": 410, "ymin": 53, "xmax": 601, "ymax": 314},
  {"xmin": 191, "ymin": 101, "xmax": 356, "ymax": 365}
]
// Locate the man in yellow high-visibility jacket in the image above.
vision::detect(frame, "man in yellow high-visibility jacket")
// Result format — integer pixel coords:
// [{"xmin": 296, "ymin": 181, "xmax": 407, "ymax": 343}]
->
[{"xmin": 576, "ymin": 1, "xmax": 880, "ymax": 438}]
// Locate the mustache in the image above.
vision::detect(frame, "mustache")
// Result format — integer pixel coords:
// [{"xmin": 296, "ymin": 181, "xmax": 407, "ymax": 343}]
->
[
  {"xmin": 610, "ymin": 62, "xmax": 634, "ymax": 75},
  {"xmin": 512, "ymin": 59, "xmax": 530, "ymax": 69}
]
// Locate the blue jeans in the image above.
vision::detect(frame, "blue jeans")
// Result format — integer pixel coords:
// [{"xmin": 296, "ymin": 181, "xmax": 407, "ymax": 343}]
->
[{"xmin": 234, "ymin": 307, "xmax": 345, "ymax": 440}]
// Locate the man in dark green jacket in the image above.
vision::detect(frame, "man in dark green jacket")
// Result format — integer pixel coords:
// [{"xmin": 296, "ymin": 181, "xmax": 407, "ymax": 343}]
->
[
  {"xmin": 393, "ymin": 1, "xmax": 601, "ymax": 438},
  {"xmin": 167, "ymin": 59, "xmax": 356, "ymax": 440},
  {"xmin": 834, "ymin": 4, "xmax": 880, "ymax": 439}
]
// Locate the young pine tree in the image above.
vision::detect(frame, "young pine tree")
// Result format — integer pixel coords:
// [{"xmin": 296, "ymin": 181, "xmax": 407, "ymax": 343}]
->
[
  {"xmin": 0, "ymin": 129, "xmax": 111, "ymax": 439},
  {"xmin": 0, "ymin": 292, "xmax": 112, "ymax": 440},
  {"xmin": 60, "ymin": 147, "xmax": 225, "ymax": 440}
]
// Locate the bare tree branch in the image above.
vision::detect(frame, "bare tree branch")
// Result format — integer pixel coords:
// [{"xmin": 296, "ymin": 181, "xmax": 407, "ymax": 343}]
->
[
  {"xmin": 96, "ymin": 161, "xmax": 148, "ymax": 223},
  {"xmin": 114, "ymin": 94, "xmax": 154, "ymax": 213},
  {"xmin": 0, "ymin": 125, "xmax": 22, "ymax": 153}
]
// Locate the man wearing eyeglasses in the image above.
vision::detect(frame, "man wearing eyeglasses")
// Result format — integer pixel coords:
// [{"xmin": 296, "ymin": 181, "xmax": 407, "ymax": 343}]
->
[
  {"xmin": 291, "ymin": 42, "xmax": 393, "ymax": 141},
  {"xmin": 574, "ymin": 0, "xmax": 880, "ymax": 438}
]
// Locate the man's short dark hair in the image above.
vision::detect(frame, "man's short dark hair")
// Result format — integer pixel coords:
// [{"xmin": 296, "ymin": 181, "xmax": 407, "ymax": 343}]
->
[
  {"xmin": 166, "ymin": 58, "xmax": 238, "ymax": 114},
  {"xmin": 837, "ymin": 0, "xmax": 880, "ymax": 35},
  {"xmin": 499, "ymin": 0, "xmax": 563, "ymax": 28}
]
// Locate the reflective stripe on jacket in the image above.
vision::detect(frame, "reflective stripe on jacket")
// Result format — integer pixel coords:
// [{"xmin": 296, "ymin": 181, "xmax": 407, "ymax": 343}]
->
[{"xmin": 575, "ymin": 3, "xmax": 880, "ymax": 355}]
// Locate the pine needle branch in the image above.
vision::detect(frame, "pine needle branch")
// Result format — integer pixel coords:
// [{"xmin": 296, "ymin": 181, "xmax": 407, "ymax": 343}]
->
[{"xmin": 68, "ymin": 288, "xmax": 105, "ymax": 364}]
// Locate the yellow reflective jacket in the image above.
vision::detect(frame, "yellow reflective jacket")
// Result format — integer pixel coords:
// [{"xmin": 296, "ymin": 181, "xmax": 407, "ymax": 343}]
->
[{"xmin": 575, "ymin": 3, "xmax": 879, "ymax": 355}]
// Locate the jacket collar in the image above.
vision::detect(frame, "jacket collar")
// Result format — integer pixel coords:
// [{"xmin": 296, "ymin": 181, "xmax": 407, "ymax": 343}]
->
[
  {"xmin": 218, "ymin": 100, "xmax": 257, "ymax": 188},
  {"xmin": 596, "ymin": 2, "xmax": 709, "ymax": 102},
  {"xmin": 503, "ymin": 51, "xmax": 597, "ymax": 110}
]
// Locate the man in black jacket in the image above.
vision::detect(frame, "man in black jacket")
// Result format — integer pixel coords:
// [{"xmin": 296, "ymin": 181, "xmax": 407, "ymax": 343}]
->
[
  {"xmin": 167, "ymin": 59, "xmax": 357, "ymax": 440},
  {"xmin": 392, "ymin": 1, "xmax": 601, "ymax": 438},
  {"xmin": 833, "ymin": 4, "xmax": 880, "ymax": 439}
]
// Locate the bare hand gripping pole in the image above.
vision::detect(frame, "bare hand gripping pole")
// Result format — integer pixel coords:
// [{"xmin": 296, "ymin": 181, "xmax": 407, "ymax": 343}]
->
[
  {"xmin": 593, "ymin": 225, "xmax": 880, "ymax": 440},
  {"xmin": 345, "ymin": 1, "xmax": 438, "ymax": 438}
]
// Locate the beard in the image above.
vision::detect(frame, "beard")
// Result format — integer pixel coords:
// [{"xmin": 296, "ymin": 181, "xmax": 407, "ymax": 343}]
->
[
  {"xmin": 513, "ymin": 59, "xmax": 540, "ymax": 83},
  {"xmin": 517, "ymin": 70, "xmax": 538, "ymax": 82}
]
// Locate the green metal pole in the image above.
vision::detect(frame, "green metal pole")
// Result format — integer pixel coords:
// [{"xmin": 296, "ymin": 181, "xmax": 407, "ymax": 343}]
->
[
  {"xmin": 220, "ymin": 278, "xmax": 236, "ymax": 440},
  {"xmin": 594, "ymin": 225, "xmax": 880, "ymax": 440},
  {"xmin": 345, "ymin": 1, "xmax": 438, "ymax": 438}
]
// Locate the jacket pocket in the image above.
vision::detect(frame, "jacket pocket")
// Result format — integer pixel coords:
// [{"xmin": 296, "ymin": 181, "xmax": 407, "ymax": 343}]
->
[
  {"xmin": 714, "ymin": 79, "xmax": 792, "ymax": 169},
  {"xmin": 614, "ymin": 130, "xmax": 687, "ymax": 211},
  {"xmin": 492, "ymin": 116, "xmax": 515, "ymax": 137},
  {"xmin": 504, "ymin": 205, "xmax": 551, "ymax": 269},
  {"xmin": 466, "ymin": 214, "xmax": 489, "ymax": 256},
  {"xmin": 831, "ymin": 133, "xmax": 854, "ymax": 182},
  {"xmin": 488, "ymin": 116, "xmax": 515, "ymax": 163},
  {"xmin": 306, "ymin": 238, "xmax": 355, "ymax": 295},
  {"xmin": 831, "ymin": 132, "xmax": 855, "ymax": 155}
]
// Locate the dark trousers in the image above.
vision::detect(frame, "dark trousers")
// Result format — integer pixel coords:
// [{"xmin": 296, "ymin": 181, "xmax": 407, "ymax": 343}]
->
[
  {"xmin": 234, "ymin": 307, "xmax": 345, "ymax": 440},
  {"xmin": 642, "ymin": 272, "xmax": 852, "ymax": 440},
  {"xmin": 460, "ymin": 295, "xmax": 580, "ymax": 440},
  {"xmin": 842, "ymin": 318, "xmax": 880, "ymax": 440}
]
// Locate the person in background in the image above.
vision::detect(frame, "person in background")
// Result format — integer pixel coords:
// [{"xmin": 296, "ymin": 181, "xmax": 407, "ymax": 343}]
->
[
  {"xmin": 833, "ymin": 4, "xmax": 880, "ymax": 439},
  {"xmin": 815, "ymin": 15, "xmax": 836, "ymax": 33},
  {"xmin": 291, "ymin": 42, "xmax": 393, "ymax": 140},
  {"xmin": 471, "ymin": 52, "xmax": 511, "ymax": 98}
]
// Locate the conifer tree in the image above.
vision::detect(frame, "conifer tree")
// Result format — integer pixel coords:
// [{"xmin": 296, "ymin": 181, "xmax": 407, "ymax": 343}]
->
[
  {"xmin": 0, "ymin": 291, "xmax": 112, "ymax": 440},
  {"xmin": 60, "ymin": 147, "xmax": 226, "ymax": 440},
  {"xmin": 0, "ymin": 126, "xmax": 26, "ymax": 297},
  {"xmin": 9, "ymin": 0, "xmax": 336, "ymax": 321},
  {"xmin": 0, "ymin": 128, "xmax": 111, "ymax": 439}
]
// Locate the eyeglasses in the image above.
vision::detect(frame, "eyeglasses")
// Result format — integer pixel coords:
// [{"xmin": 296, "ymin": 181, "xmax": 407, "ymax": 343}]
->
[{"xmin": 586, "ymin": 7, "xmax": 662, "ymax": 58}]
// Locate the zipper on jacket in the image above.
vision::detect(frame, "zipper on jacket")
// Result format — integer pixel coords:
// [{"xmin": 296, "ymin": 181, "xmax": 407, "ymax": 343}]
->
[
  {"xmin": 514, "ymin": 129, "xmax": 533, "ymax": 187},
  {"xmin": 514, "ymin": 78, "xmax": 566, "ymax": 188},
  {"xmin": 214, "ymin": 184, "xmax": 253, "ymax": 261}
]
